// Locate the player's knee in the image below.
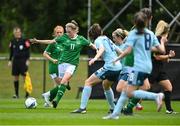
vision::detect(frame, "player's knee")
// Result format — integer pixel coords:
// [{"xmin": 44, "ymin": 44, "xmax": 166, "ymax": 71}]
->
[
  {"xmin": 170, "ymin": 86, "xmax": 173, "ymax": 92},
  {"xmin": 85, "ymin": 79, "xmax": 92, "ymax": 86},
  {"xmin": 140, "ymin": 84, "xmax": 151, "ymax": 90},
  {"xmin": 144, "ymin": 84, "xmax": 151, "ymax": 90},
  {"xmin": 127, "ymin": 92, "xmax": 133, "ymax": 98},
  {"xmin": 168, "ymin": 84, "xmax": 173, "ymax": 91},
  {"xmin": 116, "ymin": 86, "xmax": 122, "ymax": 92},
  {"xmin": 165, "ymin": 85, "xmax": 172, "ymax": 92},
  {"xmin": 55, "ymin": 78, "xmax": 61, "ymax": 84},
  {"xmin": 14, "ymin": 76, "xmax": 19, "ymax": 81},
  {"xmin": 102, "ymin": 83, "xmax": 110, "ymax": 90},
  {"xmin": 54, "ymin": 79, "xmax": 60, "ymax": 85}
]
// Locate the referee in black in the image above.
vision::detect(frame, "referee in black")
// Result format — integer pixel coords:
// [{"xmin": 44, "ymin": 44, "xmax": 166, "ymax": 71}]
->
[{"xmin": 8, "ymin": 27, "xmax": 31, "ymax": 98}]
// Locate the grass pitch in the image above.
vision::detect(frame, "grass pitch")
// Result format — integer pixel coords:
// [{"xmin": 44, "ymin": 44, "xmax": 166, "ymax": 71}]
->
[
  {"xmin": 0, "ymin": 54, "xmax": 88, "ymax": 99},
  {"xmin": 0, "ymin": 54, "xmax": 180, "ymax": 125},
  {"xmin": 0, "ymin": 99, "xmax": 180, "ymax": 125}
]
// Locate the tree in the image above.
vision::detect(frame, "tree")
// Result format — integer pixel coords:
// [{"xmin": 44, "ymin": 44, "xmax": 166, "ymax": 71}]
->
[{"xmin": 0, "ymin": 0, "xmax": 179, "ymax": 52}]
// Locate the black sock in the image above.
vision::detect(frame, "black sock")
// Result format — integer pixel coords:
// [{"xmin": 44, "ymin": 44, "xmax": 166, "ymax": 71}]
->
[
  {"xmin": 14, "ymin": 81, "xmax": 19, "ymax": 96},
  {"xmin": 164, "ymin": 91, "xmax": 173, "ymax": 111},
  {"xmin": 25, "ymin": 92, "xmax": 29, "ymax": 98}
]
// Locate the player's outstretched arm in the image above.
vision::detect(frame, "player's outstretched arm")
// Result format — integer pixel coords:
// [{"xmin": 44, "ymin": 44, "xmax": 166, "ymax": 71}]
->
[
  {"xmin": 89, "ymin": 43, "xmax": 97, "ymax": 50},
  {"xmin": 113, "ymin": 46, "xmax": 132, "ymax": 64},
  {"xmin": 30, "ymin": 38, "xmax": 55, "ymax": 44}
]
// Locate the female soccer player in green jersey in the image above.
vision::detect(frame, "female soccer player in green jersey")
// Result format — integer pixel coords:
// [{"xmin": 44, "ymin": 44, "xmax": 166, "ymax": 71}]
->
[
  {"xmin": 43, "ymin": 25, "xmax": 64, "ymax": 87},
  {"xmin": 42, "ymin": 25, "xmax": 71, "ymax": 107},
  {"xmin": 31, "ymin": 20, "xmax": 96, "ymax": 108}
]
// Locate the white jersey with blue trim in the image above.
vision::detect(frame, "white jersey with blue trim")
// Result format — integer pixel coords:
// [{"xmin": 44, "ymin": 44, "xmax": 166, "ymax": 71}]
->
[
  {"xmin": 95, "ymin": 36, "xmax": 122, "ymax": 71},
  {"xmin": 125, "ymin": 28, "xmax": 160, "ymax": 74}
]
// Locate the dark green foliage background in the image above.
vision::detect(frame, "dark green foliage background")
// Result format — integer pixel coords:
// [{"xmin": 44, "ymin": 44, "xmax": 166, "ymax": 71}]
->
[{"xmin": 0, "ymin": 0, "xmax": 179, "ymax": 52}]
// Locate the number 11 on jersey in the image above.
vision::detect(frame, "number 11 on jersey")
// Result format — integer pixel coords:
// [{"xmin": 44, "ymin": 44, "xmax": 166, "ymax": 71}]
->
[{"xmin": 70, "ymin": 44, "xmax": 75, "ymax": 50}]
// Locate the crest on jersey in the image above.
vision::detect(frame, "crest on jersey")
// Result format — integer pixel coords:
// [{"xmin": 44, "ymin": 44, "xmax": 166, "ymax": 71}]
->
[{"xmin": 19, "ymin": 45, "xmax": 23, "ymax": 50}]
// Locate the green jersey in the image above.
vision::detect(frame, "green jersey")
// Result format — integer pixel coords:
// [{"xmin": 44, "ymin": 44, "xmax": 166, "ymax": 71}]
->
[
  {"xmin": 55, "ymin": 34, "xmax": 90, "ymax": 66},
  {"xmin": 116, "ymin": 43, "xmax": 134, "ymax": 67},
  {"xmin": 123, "ymin": 50, "xmax": 134, "ymax": 67},
  {"xmin": 45, "ymin": 43, "xmax": 63, "ymax": 74}
]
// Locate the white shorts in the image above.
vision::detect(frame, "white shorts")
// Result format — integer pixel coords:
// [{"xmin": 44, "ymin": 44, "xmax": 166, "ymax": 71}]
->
[
  {"xmin": 58, "ymin": 63, "xmax": 76, "ymax": 78},
  {"xmin": 50, "ymin": 73, "xmax": 58, "ymax": 79}
]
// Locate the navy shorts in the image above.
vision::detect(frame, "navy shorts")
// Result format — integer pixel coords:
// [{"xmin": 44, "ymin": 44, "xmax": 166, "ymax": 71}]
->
[
  {"xmin": 95, "ymin": 67, "xmax": 121, "ymax": 82},
  {"xmin": 128, "ymin": 70, "xmax": 149, "ymax": 86},
  {"xmin": 118, "ymin": 73, "xmax": 129, "ymax": 81},
  {"xmin": 118, "ymin": 67, "xmax": 133, "ymax": 81}
]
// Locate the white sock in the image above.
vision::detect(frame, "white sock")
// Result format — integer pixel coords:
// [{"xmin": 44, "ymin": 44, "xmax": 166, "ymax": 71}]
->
[{"xmin": 43, "ymin": 91, "xmax": 50, "ymax": 96}]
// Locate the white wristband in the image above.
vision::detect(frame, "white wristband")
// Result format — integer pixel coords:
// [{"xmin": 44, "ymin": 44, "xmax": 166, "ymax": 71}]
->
[{"xmin": 93, "ymin": 57, "xmax": 97, "ymax": 61}]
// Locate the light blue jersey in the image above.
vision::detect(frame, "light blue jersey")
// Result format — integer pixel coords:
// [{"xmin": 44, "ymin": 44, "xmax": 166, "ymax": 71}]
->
[
  {"xmin": 126, "ymin": 28, "xmax": 160, "ymax": 74},
  {"xmin": 95, "ymin": 36, "xmax": 122, "ymax": 71}
]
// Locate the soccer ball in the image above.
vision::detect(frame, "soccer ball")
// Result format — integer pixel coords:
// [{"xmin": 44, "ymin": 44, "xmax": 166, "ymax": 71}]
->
[{"xmin": 25, "ymin": 97, "xmax": 37, "ymax": 109}]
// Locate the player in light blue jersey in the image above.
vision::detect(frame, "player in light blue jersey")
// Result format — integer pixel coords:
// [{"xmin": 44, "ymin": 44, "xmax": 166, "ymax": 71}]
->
[
  {"xmin": 103, "ymin": 11, "xmax": 166, "ymax": 120},
  {"xmin": 112, "ymin": 28, "xmax": 150, "ymax": 114},
  {"xmin": 123, "ymin": 7, "xmax": 154, "ymax": 115},
  {"xmin": 72, "ymin": 23, "xmax": 123, "ymax": 114}
]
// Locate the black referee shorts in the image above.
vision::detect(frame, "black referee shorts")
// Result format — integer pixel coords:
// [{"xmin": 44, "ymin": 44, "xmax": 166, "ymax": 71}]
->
[
  {"xmin": 149, "ymin": 67, "xmax": 169, "ymax": 84},
  {"xmin": 12, "ymin": 59, "xmax": 28, "ymax": 76}
]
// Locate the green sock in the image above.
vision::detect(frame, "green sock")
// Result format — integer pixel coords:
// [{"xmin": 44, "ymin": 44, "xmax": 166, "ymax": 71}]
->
[
  {"xmin": 49, "ymin": 86, "xmax": 58, "ymax": 101},
  {"xmin": 126, "ymin": 98, "xmax": 140, "ymax": 112},
  {"xmin": 55, "ymin": 84, "xmax": 66, "ymax": 104}
]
